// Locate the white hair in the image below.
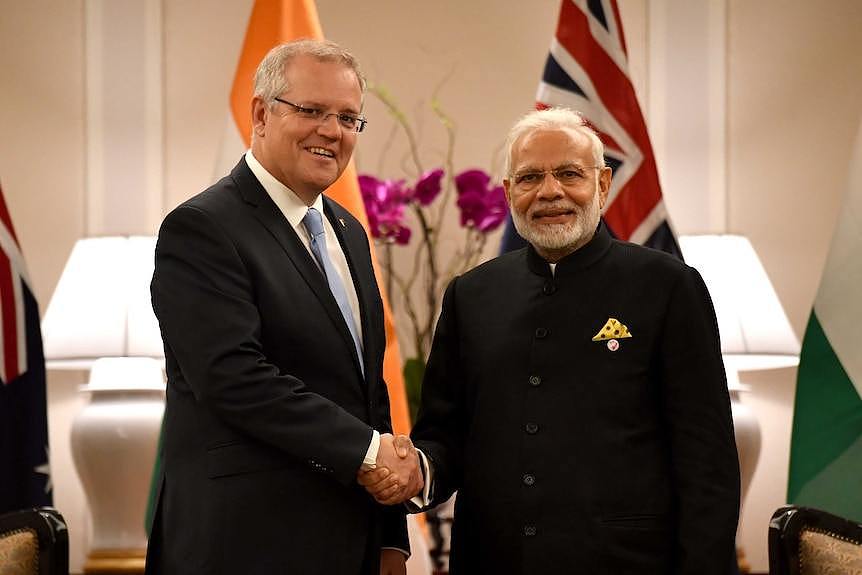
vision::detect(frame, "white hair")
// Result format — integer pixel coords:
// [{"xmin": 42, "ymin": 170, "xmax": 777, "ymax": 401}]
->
[
  {"xmin": 503, "ymin": 108, "xmax": 605, "ymax": 175},
  {"xmin": 253, "ymin": 39, "xmax": 366, "ymax": 105}
]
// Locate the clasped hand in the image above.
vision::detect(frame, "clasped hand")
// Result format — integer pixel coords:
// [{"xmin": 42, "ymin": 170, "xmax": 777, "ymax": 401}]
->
[{"xmin": 357, "ymin": 433, "xmax": 423, "ymax": 505}]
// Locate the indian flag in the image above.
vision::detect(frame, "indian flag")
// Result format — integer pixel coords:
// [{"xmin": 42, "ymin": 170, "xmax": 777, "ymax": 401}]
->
[{"xmin": 787, "ymin": 119, "xmax": 862, "ymax": 521}]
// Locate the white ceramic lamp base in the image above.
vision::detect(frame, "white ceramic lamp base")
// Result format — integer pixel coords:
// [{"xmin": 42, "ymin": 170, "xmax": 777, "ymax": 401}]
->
[{"xmin": 70, "ymin": 357, "xmax": 164, "ymax": 574}]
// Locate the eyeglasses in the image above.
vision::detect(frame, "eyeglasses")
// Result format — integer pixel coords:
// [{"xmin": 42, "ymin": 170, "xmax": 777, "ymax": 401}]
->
[
  {"xmin": 273, "ymin": 97, "xmax": 367, "ymax": 133},
  {"xmin": 510, "ymin": 165, "xmax": 602, "ymax": 191}
]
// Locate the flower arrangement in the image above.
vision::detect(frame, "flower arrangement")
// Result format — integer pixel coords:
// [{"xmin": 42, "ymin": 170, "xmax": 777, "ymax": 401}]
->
[{"xmin": 358, "ymin": 86, "xmax": 508, "ymax": 420}]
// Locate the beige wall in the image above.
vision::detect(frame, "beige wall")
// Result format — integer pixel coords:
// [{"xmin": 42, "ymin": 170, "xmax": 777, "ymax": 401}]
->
[
  {"xmin": 728, "ymin": 0, "xmax": 862, "ymax": 336},
  {"xmin": 2, "ymin": 1, "xmax": 861, "ymax": 572},
  {"xmin": 163, "ymin": 0, "xmax": 250, "ymax": 212},
  {"xmin": 0, "ymin": 0, "xmax": 86, "ymax": 310}
]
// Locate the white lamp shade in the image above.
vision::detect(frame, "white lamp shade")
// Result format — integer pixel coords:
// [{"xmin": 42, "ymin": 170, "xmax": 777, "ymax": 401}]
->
[
  {"xmin": 679, "ymin": 235, "xmax": 799, "ymax": 371},
  {"xmin": 41, "ymin": 236, "xmax": 163, "ymax": 367}
]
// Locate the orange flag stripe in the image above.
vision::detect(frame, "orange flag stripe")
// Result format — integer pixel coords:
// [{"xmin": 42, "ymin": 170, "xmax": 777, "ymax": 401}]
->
[
  {"xmin": 327, "ymin": 166, "xmax": 411, "ymax": 435},
  {"xmin": 229, "ymin": 0, "xmax": 322, "ymax": 144},
  {"xmin": 228, "ymin": 0, "xmax": 410, "ymax": 435}
]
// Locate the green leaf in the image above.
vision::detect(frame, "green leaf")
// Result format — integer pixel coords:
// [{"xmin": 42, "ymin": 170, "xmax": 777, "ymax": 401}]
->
[{"xmin": 403, "ymin": 357, "xmax": 426, "ymax": 425}]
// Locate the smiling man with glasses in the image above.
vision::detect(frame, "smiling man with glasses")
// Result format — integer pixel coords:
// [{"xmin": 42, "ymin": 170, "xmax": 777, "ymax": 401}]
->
[
  {"xmin": 392, "ymin": 107, "xmax": 741, "ymax": 574},
  {"xmin": 146, "ymin": 39, "xmax": 418, "ymax": 575}
]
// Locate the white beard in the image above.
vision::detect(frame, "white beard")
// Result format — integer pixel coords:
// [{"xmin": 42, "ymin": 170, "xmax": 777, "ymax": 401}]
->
[{"xmin": 510, "ymin": 186, "xmax": 602, "ymax": 255}]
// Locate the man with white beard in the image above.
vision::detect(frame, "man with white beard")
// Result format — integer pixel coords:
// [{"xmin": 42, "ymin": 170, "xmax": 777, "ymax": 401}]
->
[{"xmin": 405, "ymin": 108, "xmax": 741, "ymax": 573}]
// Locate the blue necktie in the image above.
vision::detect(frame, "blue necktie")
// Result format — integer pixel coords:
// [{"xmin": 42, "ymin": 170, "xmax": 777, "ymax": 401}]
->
[{"xmin": 302, "ymin": 208, "xmax": 364, "ymax": 377}]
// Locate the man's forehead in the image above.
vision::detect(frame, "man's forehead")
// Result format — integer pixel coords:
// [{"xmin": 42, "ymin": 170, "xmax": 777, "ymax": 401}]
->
[
  {"xmin": 512, "ymin": 128, "xmax": 592, "ymax": 168},
  {"xmin": 284, "ymin": 55, "xmax": 358, "ymax": 82},
  {"xmin": 283, "ymin": 56, "xmax": 362, "ymax": 109}
]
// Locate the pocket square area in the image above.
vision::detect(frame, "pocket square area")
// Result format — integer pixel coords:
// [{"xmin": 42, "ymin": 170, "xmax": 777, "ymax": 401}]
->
[{"xmin": 592, "ymin": 317, "xmax": 633, "ymax": 341}]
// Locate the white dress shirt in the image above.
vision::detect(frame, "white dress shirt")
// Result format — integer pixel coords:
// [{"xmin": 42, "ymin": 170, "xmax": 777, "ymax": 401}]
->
[{"xmin": 244, "ymin": 150, "xmax": 380, "ymax": 467}]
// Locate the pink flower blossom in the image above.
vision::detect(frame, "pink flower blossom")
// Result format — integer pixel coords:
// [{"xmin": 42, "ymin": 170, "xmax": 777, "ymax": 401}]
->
[
  {"xmin": 454, "ymin": 169, "xmax": 508, "ymax": 232},
  {"xmin": 358, "ymin": 175, "xmax": 412, "ymax": 245},
  {"xmin": 412, "ymin": 168, "xmax": 444, "ymax": 206}
]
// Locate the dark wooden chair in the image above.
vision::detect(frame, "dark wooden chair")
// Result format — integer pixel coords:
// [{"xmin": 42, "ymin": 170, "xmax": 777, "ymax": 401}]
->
[
  {"xmin": 0, "ymin": 507, "xmax": 68, "ymax": 575},
  {"xmin": 769, "ymin": 505, "xmax": 862, "ymax": 575}
]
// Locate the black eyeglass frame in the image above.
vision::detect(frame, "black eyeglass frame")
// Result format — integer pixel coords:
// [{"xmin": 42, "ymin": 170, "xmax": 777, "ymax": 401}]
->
[{"xmin": 273, "ymin": 97, "xmax": 367, "ymax": 133}]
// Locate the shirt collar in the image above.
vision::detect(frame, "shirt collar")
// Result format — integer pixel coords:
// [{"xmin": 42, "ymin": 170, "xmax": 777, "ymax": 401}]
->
[{"xmin": 244, "ymin": 149, "xmax": 324, "ymax": 228}]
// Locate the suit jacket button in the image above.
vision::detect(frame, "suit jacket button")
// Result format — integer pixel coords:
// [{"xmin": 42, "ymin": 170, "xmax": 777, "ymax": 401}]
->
[
  {"xmin": 525, "ymin": 423, "xmax": 539, "ymax": 434},
  {"xmin": 524, "ymin": 525, "xmax": 537, "ymax": 537},
  {"xmin": 543, "ymin": 282, "xmax": 556, "ymax": 295},
  {"xmin": 523, "ymin": 473, "xmax": 535, "ymax": 486},
  {"xmin": 535, "ymin": 327, "xmax": 548, "ymax": 339},
  {"xmin": 529, "ymin": 375, "xmax": 542, "ymax": 387}
]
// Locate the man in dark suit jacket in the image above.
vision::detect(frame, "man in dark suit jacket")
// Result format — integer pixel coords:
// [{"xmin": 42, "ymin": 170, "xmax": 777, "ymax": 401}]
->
[
  {"xmin": 145, "ymin": 40, "xmax": 422, "ymax": 575},
  {"xmin": 366, "ymin": 108, "xmax": 739, "ymax": 573}
]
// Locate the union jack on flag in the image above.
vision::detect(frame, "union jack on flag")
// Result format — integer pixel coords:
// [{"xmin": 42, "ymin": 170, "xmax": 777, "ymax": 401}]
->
[
  {"xmin": 538, "ymin": 0, "xmax": 680, "ymax": 255},
  {"xmin": 0, "ymin": 182, "xmax": 52, "ymax": 512}
]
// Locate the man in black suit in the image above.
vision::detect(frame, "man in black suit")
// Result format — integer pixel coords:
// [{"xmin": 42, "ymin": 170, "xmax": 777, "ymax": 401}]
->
[
  {"xmin": 365, "ymin": 107, "xmax": 740, "ymax": 573},
  {"xmin": 145, "ymin": 40, "xmax": 422, "ymax": 575}
]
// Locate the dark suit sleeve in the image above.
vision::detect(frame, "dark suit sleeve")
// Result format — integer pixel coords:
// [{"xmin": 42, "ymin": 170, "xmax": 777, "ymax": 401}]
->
[
  {"xmin": 379, "ymin": 509, "xmax": 409, "ymax": 554},
  {"xmin": 152, "ymin": 204, "xmax": 372, "ymax": 485},
  {"xmin": 659, "ymin": 266, "xmax": 740, "ymax": 574},
  {"xmin": 410, "ymin": 278, "xmax": 466, "ymax": 508}
]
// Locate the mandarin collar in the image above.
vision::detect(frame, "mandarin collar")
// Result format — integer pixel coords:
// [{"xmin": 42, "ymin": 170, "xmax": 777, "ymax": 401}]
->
[{"xmin": 526, "ymin": 220, "xmax": 612, "ymax": 277}]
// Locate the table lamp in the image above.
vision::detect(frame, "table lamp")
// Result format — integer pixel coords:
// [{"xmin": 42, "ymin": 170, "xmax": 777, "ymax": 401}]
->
[
  {"xmin": 678, "ymin": 234, "xmax": 799, "ymax": 503},
  {"xmin": 41, "ymin": 236, "xmax": 164, "ymax": 574}
]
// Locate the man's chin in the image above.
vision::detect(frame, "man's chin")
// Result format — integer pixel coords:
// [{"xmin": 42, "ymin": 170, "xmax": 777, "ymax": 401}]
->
[
  {"xmin": 528, "ymin": 223, "xmax": 582, "ymax": 248},
  {"xmin": 301, "ymin": 171, "xmax": 341, "ymax": 194}
]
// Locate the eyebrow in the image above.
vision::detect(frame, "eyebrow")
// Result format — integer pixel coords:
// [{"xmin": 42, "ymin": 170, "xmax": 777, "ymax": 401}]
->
[
  {"xmin": 297, "ymin": 99, "xmax": 362, "ymax": 115},
  {"xmin": 514, "ymin": 162, "xmax": 581, "ymax": 174}
]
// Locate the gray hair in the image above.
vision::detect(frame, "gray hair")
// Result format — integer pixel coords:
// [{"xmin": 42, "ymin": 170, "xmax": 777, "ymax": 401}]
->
[
  {"xmin": 503, "ymin": 108, "xmax": 605, "ymax": 175},
  {"xmin": 253, "ymin": 39, "xmax": 366, "ymax": 105}
]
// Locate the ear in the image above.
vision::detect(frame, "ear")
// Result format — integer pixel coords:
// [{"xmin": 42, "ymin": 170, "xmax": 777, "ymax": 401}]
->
[
  {"xmin": 597, "ymin": 166, "xmax": 612, "ymax": 210},
  {"xmin": 251, "ymin": 97, "xmax": 268, "ymax": 138},
  {"xmin": 503, "ymin": 178, "xmax": 512, "ymax": 205}
]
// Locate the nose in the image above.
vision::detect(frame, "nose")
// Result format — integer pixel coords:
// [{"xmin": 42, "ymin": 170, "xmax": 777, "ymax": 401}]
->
[
  {"xmin": 535, "ymin": 173, "xmax": 564, "ymax": 199},
  {"xmin": 316, "ymin": 113, "xmax": 341, "ymax": 139}
]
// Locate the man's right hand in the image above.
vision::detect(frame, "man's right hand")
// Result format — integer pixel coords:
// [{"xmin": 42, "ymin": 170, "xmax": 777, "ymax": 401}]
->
[{"xmin": 357, "ymin": 434, "xmax": 423, "ymax": 505}]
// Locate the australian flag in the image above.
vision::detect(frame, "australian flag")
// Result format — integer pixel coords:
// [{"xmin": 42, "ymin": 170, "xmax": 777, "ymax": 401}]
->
[
  {"xmin": 0, "ymin": 183, "xmax": 52, "ymax": 512},
  {"xmin": 501, "ymin": 0, "xmax": 682, "ymax": 258}
]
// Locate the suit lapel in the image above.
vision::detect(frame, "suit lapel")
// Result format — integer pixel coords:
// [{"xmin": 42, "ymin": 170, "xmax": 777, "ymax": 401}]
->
[{"xmin": 230, "ymin": 159, "xmax": 364, "ymax": 380}]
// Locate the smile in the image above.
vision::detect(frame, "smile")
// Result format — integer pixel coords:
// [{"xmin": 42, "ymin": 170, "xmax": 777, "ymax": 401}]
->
[
  {"xmin": 532, "ymin": 208, "xmax": 575, "ymax": 222},
  {"xmin": 307, "ymin": 146, "xmax": 335, "ymax": 158}
]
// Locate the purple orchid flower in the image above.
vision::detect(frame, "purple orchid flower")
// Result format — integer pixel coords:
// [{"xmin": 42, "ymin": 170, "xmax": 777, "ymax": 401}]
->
[
  {"xmin": 454, "ymin": 169, "xmax": 508, "ymax": 232},
  {"xmin": 358, "ymin": 174, "xmax": 412, "ymax": 245},
  {"xmin": 412, "ymin": 168, "xmax": 444, "ymax": 206}
]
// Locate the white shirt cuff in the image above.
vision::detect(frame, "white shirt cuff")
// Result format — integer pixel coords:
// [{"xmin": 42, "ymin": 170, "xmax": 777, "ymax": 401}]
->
[
  {"xmin": 409, "ymin": 448, "xmax": 432, "ymax": 508},
  {"xmin": 362, "ymin": 429, "xmax": 380, "ymax": 469}
]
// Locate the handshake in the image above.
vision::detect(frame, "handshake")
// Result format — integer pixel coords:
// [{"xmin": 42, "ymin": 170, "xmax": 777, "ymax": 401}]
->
[{"xmin": 357, "ymin": 433, "xmax": 424, "ymax": 506}]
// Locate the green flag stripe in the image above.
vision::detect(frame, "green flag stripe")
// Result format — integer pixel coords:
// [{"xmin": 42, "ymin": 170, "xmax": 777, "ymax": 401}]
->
[
  {"xmin": 787, "ymin": 312, "xmax": 862, "ymax": 504},
  {"xmin": 792, "ymin": 434, "xmax": 862, "ymax": 522}
]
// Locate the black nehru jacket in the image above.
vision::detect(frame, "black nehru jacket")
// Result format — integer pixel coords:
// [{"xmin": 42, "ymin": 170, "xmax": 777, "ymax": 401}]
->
[{"xmin": 412, "ymin": 221, "xmax": 740, "ymax": 575}]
